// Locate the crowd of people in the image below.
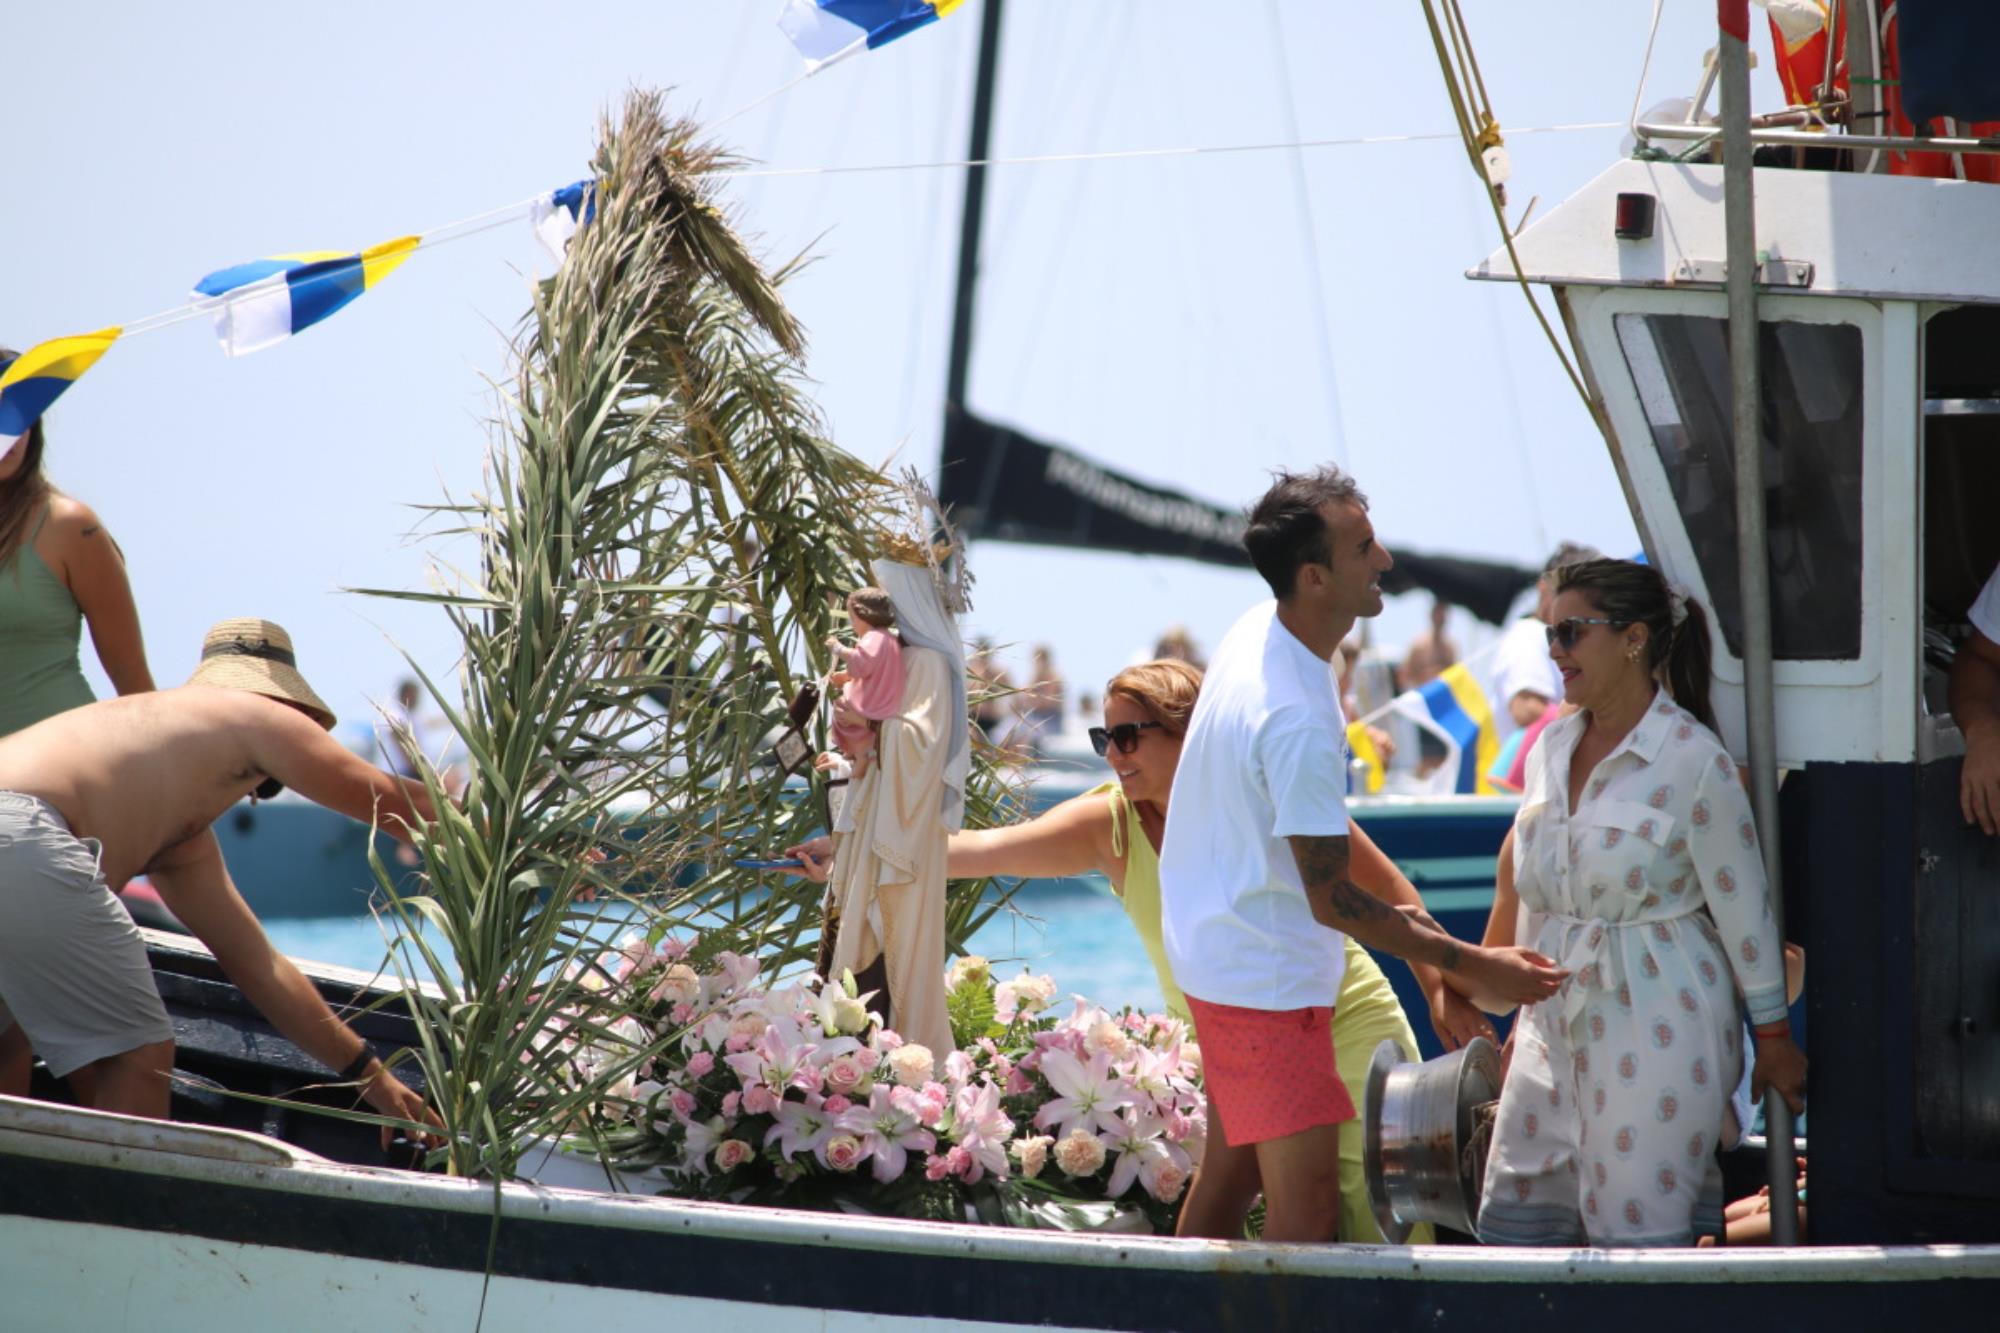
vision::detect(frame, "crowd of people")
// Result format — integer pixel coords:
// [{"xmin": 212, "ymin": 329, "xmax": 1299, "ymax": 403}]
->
[{"xmin": 9, "ymin": 367, "xmax": 2000, "ymax": 1247}]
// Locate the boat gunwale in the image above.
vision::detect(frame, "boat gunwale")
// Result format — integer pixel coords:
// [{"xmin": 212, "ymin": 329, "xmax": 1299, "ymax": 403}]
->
[{"xmin": 5, "ymin": 1097, "xmax": 1996, "ymax": 1287}]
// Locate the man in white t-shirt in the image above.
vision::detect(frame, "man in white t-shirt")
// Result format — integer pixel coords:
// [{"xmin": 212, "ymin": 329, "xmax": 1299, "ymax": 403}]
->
[
  {"xmin": 1951, "ymin": 562, "xmax": 2000, "ymax": 835},
  {"xmin": 1489, "ymin": 541, "xmax": 1603, "ymax": 740},
  {"xmin": 1160, "ymin": 467, "xmax": 1566, "ymax": 1243}
]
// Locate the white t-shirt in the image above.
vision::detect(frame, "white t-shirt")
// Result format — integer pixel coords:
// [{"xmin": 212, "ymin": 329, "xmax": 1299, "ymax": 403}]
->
[
  {"xmin": 1971, "ymin": 564, "xmax": 2000, "ymax": 643},
  {"xmin": 1160, "ymin": 601, "xmax": 1351, "ymax": 1011},
  {"xmin": 1488, "ymin": 615, "xmax": 1564, "ymax": 740}
]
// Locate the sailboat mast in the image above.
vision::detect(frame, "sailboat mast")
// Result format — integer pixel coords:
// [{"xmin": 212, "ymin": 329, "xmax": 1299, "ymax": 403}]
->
[{"xmin": 943, "ymin": 0, "xmax": 1006, "ymax": 414}]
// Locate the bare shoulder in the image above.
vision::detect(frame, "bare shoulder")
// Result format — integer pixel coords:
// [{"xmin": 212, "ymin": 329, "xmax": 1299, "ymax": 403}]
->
[{"xmin": 42, "ymin": 493, "xmax": 105, "ymax": 540}]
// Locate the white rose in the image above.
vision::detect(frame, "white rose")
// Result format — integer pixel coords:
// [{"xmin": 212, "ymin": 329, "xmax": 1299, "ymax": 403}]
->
[
  {"xmin": 1053, "ymin": 1129, "xmax": 1107, "ymax": 1178},
  {"xmin": 728, "ymin": 1012, "xmax": 769, "ymax": 1044},
  {"xmin": 830, "ymin": 994, "xmax": 871, "ymax": 1036},
  {"xmin": 887, "ymin": 1044, "xmax": 935, "ymax": 1086},
  {"xmin": 1179, "ymin": 1042, "xmax": 1203, "ymax": 1079},
  {"xmin": 946, "ymin": 955, "xmax": 991, "ymax": 989}
]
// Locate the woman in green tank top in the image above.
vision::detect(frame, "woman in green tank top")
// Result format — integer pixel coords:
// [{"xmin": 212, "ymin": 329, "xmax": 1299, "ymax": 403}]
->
[
  {"xmin": 0, "ymin": 393, "xmax": 155, "ymax": 737},
  {"xmin": 792, "ymin": 659, "xmax": 1498, "ymax": 1242}
]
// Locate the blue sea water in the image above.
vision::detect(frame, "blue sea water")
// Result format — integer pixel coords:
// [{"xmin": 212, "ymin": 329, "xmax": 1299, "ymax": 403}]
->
[{"xmin": 261, "ymin": 876, "xmax": 1170, "ymax": 1016}]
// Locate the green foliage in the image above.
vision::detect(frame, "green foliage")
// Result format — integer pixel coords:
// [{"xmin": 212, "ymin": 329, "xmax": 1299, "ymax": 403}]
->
[
  {"xmin": 945, "ymin": 969, "xmax": 1002, "ymax": 1049},
  {"xmin": 351, "ymin": 90, "xmax": 1015, "ymax": 1180}
]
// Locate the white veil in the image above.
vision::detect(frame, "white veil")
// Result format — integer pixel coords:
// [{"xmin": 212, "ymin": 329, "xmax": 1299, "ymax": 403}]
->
[{"xmin": 872, "ymin": 557, "xmax": 971, "ymax": 831}]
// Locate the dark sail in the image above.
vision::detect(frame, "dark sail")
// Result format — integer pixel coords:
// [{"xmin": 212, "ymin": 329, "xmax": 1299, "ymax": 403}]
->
[{"xmin": 938, "ymin": 405, "xmax": 1538, "ymax": 625}]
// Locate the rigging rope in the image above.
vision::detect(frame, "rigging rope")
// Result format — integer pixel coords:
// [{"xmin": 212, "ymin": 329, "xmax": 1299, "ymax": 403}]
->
[{"xmin": 1418, "ymin": 0, "xmax": 1616, "ymax": 444}]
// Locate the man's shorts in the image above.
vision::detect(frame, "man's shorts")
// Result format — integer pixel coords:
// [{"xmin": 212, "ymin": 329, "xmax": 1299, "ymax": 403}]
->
[
  {"xmin": 0, "ymin": 791, "xmax": 173, "ymax": 1077},
  {"xmin": 1185, "ymin": 993, "xmax": 1355, "ymax": 1146}
]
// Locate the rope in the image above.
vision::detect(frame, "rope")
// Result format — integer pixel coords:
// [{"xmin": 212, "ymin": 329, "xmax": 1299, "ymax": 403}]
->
[{"xmin": 1418, "ymin": 0, "xmax": 1612, "ymax": 442}]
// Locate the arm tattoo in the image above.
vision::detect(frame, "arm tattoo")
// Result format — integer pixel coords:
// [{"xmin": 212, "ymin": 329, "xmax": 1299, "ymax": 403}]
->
[
  {"xmin": 1292, "ymin": 835, "xmax": 1391, "ymax": 924},
  {"xmin": 1292, "ymin": 834, "xmax": 1460, "ymax": 970}
]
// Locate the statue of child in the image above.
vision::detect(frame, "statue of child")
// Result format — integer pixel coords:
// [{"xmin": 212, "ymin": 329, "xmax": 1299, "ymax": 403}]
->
[{"xmin": 825, "ymin": 587, "xmax": 904, "ymax": 780}]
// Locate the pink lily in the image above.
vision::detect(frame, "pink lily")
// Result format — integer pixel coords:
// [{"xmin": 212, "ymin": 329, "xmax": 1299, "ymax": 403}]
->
[{"xmin": 1033, "ymin": 1048, "xmax": 1135, "ymax": 1140}]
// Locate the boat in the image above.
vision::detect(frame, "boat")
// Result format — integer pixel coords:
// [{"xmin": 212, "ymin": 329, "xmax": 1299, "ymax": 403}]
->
[{"xmin": 8, "ymin": 2, "xmax": 2000, "ymax": 1325}]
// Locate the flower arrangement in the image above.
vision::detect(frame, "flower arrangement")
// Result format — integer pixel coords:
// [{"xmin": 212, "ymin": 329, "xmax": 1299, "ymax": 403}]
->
[{"xmin": 561, "ymin": 941, "xmax": 1206, "ymax": 1231}]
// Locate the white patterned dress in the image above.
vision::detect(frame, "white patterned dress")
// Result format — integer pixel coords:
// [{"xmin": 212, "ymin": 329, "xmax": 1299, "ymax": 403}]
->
[{"xmin": 1477, "ymin": 694, "xmax": 1788, "ymax": 1247}]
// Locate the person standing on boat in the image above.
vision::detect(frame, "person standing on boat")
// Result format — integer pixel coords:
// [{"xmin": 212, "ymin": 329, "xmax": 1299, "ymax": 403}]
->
[
  {"xmin": 1950, "ymin": 562, "xmax": 2000, "ymax": 835},
  {"xmin": 0, "ymin": 358, "xmax": 156, "ymax": 737},
  {"xmin": 1475, "ymin": 559, "xmax": 1807, "ymax": 1248},
  {"xmin": 1488, "ymin": 542, "xmax": 1602, "ymax": 742},
  {"xmin": 0, "ymin": 618, "xmax": 439, "ymax": 1139},
  {"xmin": 1158, "ymin": 467, "xmax": 1567, "ymax": 1244},
  {"xmin": 788, "ymin": 657, "xmax": 1506, "ymax": 1242}
]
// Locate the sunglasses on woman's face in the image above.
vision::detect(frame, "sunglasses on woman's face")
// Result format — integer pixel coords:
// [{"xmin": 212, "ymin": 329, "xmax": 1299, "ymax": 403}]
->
[
  {"xmin": 1089, "ymin": 720, "xmax": 1163, "ymax": 756},
  {"xmin": 1545, "ymin": 616, "xmax": 1629, "ymax": 650}
]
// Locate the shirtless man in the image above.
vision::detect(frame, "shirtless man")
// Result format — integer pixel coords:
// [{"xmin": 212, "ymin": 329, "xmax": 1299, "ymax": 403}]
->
[{"xmin": 0, "ymin": 618, "xmax": 438, "ymax": 1136}]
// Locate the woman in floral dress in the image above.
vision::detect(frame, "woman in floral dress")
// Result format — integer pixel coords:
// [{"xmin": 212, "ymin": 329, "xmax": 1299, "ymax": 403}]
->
[{"xmin": 1475, "ymin": 559, "xmax": 1807, "ymax": 1247}]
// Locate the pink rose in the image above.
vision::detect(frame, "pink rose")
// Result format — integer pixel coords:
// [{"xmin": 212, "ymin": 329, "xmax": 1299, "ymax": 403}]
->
[
  {"xmin": 671, "ymin": 1002, "xmax": 695, "ymax": 1025},
  {"xmin": 669, "ymin": 1089, "xmax": 696, "ymax": 1119},
  {"xmin": 823, "ymin": 1093, "xmax": 853, "ymax": 1115},
  {"xmin": 658, "ymin": 935, "xmax": 693, "ymax": 962},
  {"xmin": 742, "ymin": 1084, "xmax": 777, "ymax": 1116},
  {"xmin": 822, "ymin": 1134, "xmax": 865, "ymax": 1173},
  {"xmin": 721, "ymin": 1090, "xmax": 741, "ymax": 1117},
  {"xmin": 713, "ymin": 1138, "xmax": 753, "ymax": 1172},
  {"xmin": 1004, "ymin": 1067, "xmax": 1035, "ymax": 1097},
  {"xmin": 876, "ymin": 1029, "xmax": 903, "ymax": 1050},
  {"xmin": 823, "ymin": 1053, "xmax": 867, "ymax": 1092},
  {"xmin": 793, "ymin": 1064, "xmax": 824, "ymax": 1095},
  {"xmin": 687, "ymin": 1051, "xmax": 715, "ymax": 1077},
  {"xmin": 1147, "ymin": 1162, "xmax": 1189, "ymax": 1203},
  {"xmin": 924, "ymin": 1152, "xmax": 952, "ymax": 1181}
]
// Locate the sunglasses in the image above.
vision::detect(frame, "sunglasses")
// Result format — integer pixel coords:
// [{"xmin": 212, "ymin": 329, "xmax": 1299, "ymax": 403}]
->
[
  {"xmin": 1089, "ymin": 721, "xmax": 1163, "ymax": 756},
  {"xmin": 1545, "ymin": 617, "xmax": 1629, "ymax": 650}
]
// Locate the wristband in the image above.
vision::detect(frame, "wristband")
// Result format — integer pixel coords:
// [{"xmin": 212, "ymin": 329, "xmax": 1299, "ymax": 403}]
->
[
  {"xmin": 1752, "ymin": 1020, "xmax": 1790, "ymax": 1038},
  {"xmin": 337, "ymin": 1047, "xmax": 380, "ymax": 1083}
]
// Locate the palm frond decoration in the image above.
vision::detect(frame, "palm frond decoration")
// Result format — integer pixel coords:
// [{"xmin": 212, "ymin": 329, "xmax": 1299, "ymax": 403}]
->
[{"xmin": 355, "ymin": 89, "xmax": 1024, "ymax": 1180}]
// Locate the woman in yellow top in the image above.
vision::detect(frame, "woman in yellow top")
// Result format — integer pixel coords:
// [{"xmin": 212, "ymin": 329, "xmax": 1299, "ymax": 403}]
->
[{"xmin": 794, "ymin": 659, "xmax": 1497, "ymax": 1242}]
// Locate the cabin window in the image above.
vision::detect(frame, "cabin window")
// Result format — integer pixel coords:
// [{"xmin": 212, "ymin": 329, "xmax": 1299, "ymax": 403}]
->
[
  {"xmin": 1614, "ymin": 314, "xmax": 1864, "ymax": 661},
  {"xmin": 1922, "ymin": 306, "xmax": 2000, "ymax": 645}
]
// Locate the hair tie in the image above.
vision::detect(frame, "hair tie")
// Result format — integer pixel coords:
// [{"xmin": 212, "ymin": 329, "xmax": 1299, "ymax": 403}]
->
[{"xmin": 1667, "ymin": 587, "xmax": 1690, "ymax": 628}]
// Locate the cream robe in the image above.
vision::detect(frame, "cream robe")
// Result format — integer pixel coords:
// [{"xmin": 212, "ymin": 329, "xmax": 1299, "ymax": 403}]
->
[{"xmin": 826, "ymin": 643, "xmax": 954, "ymax": 1063}]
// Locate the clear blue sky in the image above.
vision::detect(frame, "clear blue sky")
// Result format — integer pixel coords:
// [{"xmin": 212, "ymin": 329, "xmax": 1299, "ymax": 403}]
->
[{"xmin": 4, "ymin": 2, "xmax": 1778, "ymax": 747}]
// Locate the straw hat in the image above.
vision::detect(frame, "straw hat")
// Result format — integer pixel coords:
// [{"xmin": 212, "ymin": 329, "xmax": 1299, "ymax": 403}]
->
[{"xmin": 185, "ymin": 618, "xmax": 336, "ymax": 730}]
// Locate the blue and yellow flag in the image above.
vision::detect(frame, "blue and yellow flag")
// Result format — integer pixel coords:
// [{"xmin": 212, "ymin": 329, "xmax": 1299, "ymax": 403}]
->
[
  {"xmin": 1414, "ymin": 663, "xmax": 1502, "ymax": 796},
  {"xmin": 1346, "ymin": 720, "xmax": 1387, "ymax": 795},
  {"xmin": 779, "ymin": 0, "xmax": 964, "ymax": 71},
  {"xmin": 192, "ymin": 236, "xmax": 419, "ymax": 357},
  {"xmin": 0, "ymin": 328, "xmax": 122, "ymax": 437}
]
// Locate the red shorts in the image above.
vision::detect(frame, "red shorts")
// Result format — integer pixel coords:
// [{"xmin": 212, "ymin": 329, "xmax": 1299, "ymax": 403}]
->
[{"xmin": 1184, "ymin": 994, "xmax": 1354, "ymax": 1146}]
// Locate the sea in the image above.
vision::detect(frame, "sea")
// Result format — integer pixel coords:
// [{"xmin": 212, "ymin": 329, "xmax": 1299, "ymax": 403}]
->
[{"xmin": 262, "ymin": 876, "xmax": 1171, "ymax": 1018}]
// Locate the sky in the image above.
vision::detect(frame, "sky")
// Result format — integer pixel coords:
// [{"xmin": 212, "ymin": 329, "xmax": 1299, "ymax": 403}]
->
[{"xmin": 4, "ymin": 2, "xmax": 1782, "ymax": 749}]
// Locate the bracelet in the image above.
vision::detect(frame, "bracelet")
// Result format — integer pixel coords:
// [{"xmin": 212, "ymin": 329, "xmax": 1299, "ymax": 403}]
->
[
  {"xmin": 1752, "ymin": 1020, "xmax": 1791, "ymax": 1037},
  {"xmin": 336, "ymin": 1047, "xmax": 381, "ymax": 1083}
]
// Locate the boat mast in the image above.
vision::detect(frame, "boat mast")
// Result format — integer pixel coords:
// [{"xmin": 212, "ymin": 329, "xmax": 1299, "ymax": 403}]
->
[
  {"xmin": 1719, "ymin": 0, "xmax": 1801, "ymax": 1246},
  {"xmin": 942, "ymin": 0, "xmax": 1006, "ymax": 418}
]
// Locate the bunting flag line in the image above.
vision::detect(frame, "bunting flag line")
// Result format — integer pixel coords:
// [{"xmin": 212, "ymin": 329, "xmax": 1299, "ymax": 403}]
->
[
  {"xmin": 530, "ymin": 179, "xmax": 598, "ymax": 264},
  {"xmin": 191, "ymin": 236, "xmax": 420, "ymax": 357},
  {"xmin": 0, "ymin": 328, "xmax": 123, "ymax": 437},
  {"xmin": 778, "ymin": 0, "xmax": 964, "ymax": 72}
]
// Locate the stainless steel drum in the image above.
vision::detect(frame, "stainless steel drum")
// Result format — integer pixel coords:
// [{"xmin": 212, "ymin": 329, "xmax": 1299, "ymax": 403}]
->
[{"xmin": 1362, "ymin": 1036, "xmax": 1502, "ymax": 1242}]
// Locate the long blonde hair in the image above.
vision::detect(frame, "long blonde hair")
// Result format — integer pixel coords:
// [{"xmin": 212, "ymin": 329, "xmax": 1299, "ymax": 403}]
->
[
  {"xmin": 0, "ymin": 347, "xmax": 53, "ymax": 570},
  {"xmin": 1104, "ymin": 658, "xmax": 1203, "ymax": 736}
]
